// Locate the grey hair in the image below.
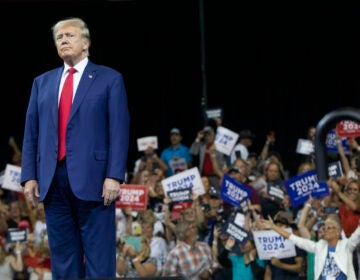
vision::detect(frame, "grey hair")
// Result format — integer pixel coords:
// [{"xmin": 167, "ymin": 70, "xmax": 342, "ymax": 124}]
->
[
  {"xmin": 325, "ymin": 216, "xmax": 342, "ymax": 230},
  {"xmin": 51, "ymin": 17, "xmax": 91, "ymax": 55}
]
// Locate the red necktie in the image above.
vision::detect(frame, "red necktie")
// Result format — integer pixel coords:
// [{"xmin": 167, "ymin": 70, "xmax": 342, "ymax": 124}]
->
[{"xmin": 58, "ymin": 67, "xmax": 76, "ymax": 161}]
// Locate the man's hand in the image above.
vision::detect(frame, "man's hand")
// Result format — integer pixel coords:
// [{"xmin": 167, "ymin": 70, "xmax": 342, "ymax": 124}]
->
[
  {"xmin": 102, "ymin": 178, "xmax": 121, "ymax": 206},
  {"xmin": 23, "ymin": 180, "xmax": 40, "ymax": 208}
]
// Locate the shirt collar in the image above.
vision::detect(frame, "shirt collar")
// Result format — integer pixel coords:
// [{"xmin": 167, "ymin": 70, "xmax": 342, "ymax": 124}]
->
[{"xmin": 63, "ymin": 57, "xmax": 88, "ymax": 76}]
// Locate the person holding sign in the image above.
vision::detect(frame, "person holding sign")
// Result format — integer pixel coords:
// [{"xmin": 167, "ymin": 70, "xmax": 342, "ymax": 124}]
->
[
  {"xmin": 222, "ymin": 235, "xmax": 265, "ymax": 280},
  {"xmin": 258, "ymin": 160, "xmax": 287, "ymax": 220},
  {"xmin": 261, "ymin": 215, "xmax": 360, "ymax": 280},
  {"xmin": 260, "ymin": 216, "xmax": 305, "ymax": 280},
  {"xmin": 190, "ymin": 125, "xmax": 226, "ymax": 190},
  {"xmin": 160, "ymin": 128, "xmax": 193, "ymax": 177}
]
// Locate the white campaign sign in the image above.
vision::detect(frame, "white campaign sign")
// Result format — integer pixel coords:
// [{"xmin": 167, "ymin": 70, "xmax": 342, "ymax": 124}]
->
[
  {"xmin": 2, "ymin": 164, "xmax": 23, "ymax": 192},
  {"xmin": 215, "ymin": 126, "xmax": 239, "ymax": 156},
  {"xmin": 253, "ymin": 229, "xmax": 296, "ymax": 260},
  {"xmin": 136, "ymin": 136, "xmax": 158, "ymax": 152},
  {"xmin": 161, "ymin": 167, "xmax": 205, "ymax": 197}
]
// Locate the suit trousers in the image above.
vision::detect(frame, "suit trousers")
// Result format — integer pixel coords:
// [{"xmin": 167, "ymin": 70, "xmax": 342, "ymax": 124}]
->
[{"xmin": 43, "ymin": 159, "xmax": 116, "ymax": 280}]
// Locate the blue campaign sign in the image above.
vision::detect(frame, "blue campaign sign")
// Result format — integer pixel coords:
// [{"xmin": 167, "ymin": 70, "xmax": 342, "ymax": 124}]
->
[
  {"xmin": 220, "ymin": 174, "xmax": 253, "ymax": 207},
  {"xmin": 285, "ymin": 169, "xmax": 329, "ymax": 208},
  {"xmin": 224, "ymin": 221, "xmax": 250, "ymax": 245},
  {"xmin": 328, "ymin": 161, "xmax": 343, "ymax": 178},
  {"xmin": 326, "ymin": 129, "xmax": 350, "ymax": 154}
]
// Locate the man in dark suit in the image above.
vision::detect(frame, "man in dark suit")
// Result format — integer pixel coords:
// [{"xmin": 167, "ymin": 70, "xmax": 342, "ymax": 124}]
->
[{"xmin": 21, "ymin": 17, "xmax": 130, "ymax": 279}]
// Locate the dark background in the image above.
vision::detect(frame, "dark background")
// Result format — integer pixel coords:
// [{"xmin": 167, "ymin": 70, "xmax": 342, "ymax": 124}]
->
[{"xmin": 1, "ymin": 0, "xmax": 360, "ymax": 176}]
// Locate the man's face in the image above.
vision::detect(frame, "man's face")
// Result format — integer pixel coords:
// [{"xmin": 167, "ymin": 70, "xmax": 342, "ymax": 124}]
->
[
  {"xmin": 204, "ymin": 132, "xmax": 214, "ymax": 143},
  {"xmin": 182, "ymin": 208, "xmax": 195, "ymax": 222},
  {"xmin": 183, "ymin": 225, "xmax": 198, "ymax": 243},
  {"xmin": 55, "ymin": 25, "xmax": 89, "ymax": 62},
  {"xmin": 170, "ymin": 133, "xmax": 182, "ymax": 145}
]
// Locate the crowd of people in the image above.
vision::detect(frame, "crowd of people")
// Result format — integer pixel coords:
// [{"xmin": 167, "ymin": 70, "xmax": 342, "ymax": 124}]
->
[
  {"xmin": 117, "ymin": 122, "xmax": 360, "ymax": 280},
  {"xmin": 3, "ymin": 119, "xmax": 360, "ymax": 280}
]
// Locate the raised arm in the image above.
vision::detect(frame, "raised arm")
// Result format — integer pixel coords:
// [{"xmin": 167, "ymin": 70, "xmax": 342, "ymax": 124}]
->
[
  {"xmin": 297, "ymin": 196, "xmax": 316, "ymax": 239},
  {"xmin": 260, "ymin": 216, "xmax": 291, "ymax": 239},
  {"xmin": 329, "ymin": 178, "xmax": 360, "ymax": 212}
]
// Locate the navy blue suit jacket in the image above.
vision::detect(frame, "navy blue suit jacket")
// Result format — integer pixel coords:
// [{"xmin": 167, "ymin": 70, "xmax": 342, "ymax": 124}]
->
[{"xmin": 21, "ymin": 61, "xmax": 130, "ymax": 201}]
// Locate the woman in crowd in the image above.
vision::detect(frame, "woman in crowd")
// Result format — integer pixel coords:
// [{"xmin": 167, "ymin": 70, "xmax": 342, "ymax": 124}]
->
[
  {"xmin": 0, "ymin": 241, "xmax": 23, "ymax": 279},
  {"xmin": 225, "ymin": 235, "xmax": 265, "ymax": 280},
  {"xmin": 261, "ymin": 214, "xmax": 360, "ymax": 280},
  {"xmin": 329, "ymin": 177, "xmax": 360, "ymax": 278},
  {"xmin": 116, "ymin": 236, "xmax": 157, "ymax": 278}
]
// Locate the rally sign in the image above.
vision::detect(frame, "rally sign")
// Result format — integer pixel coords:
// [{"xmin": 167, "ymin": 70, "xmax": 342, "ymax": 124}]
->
[
  {"xmin": 253, "ymin": 229, "xmax": 296, "ymax": 260},
  {"xmin": 117, "ymin": 184, "xmax": 148, "ymax": 211},
  {"xmin": 220, "ymin": 174, "xmax": 253, "ymax": 207},
  {"xmin": 328, "ymin": 161, "xmax": 343, "ymax": 178},
  {"xmin": 7, "ymin": 228, "xmax": 27, "ymax": 243},
  {"xmin": 204, "ymin": 107, "xmax": 223, "ymax": 121},
  {"xmin": 2, "ymin": 164, "xmax": 22, "ymax": 192},
  {"xmin": 224, "ymin": 221, "xmax": 250, "ymax": 245},
  {"xmin": 161, "ymin": 167, "xmax": 204, "ymax": 203},
  {"xmin": 296, "ymin": 138, "xmax": 314, "ymax": 155},
  {"xmin": 336, "ymin": 120, "xmax": 360, "ymax": 138},
  {"xmin": 214, "ymin": 126, "xmax": 239, "ymax": 156},
  {"xmin": 136, "ymin": 136, "xmax": 158, "ymax": 152},
  {"xmin": 169, "ymin": 157, "xmax": 188, "ymax": 174},
  {"xmin": 326, "ymin": 129, "xmax": 350, "ymax": 154},
  {"xmin": 285, "ymin": 169, "xmax": 329, "ymax": 208}
]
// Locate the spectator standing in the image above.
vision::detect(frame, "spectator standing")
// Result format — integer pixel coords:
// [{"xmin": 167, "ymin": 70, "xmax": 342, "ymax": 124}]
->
[
  {"xmin": 162, "ymin": 220, "xmax": 220, "ymax": 279},
  {"xmin": 140, "ymin": 218, "xmax": 168, "ymax": 275},
  {"xmin": 160, "ymin": 128, "xmax": 193, "ymax": 177},
  {"xmin": 224, "ymin": 235, "xmax": 265, "ymax": 280},
  {"xmin": 261, "ymin": 215, "xmax": 360, "ymax": 280},
  {"xmin": 190, "ymin": 125, "xmax": 225, "ymax": 190},
  {"xmin": 6, "ymin": 200, "xmax": 33, "ymax": 233},
  {"xmin": 0, "ymin": 241, "xmax": 23, "ymax": 279},
  {"xmin": 116, "ymin": 236, "xmax": 157, "ymax": 278},
  {"xmin": 230, "ymin": 129, "xmax": 256, "ymax": 164},
  {"xmin": 262, "ymin": 217, "xmax": 306, "ymax": 280}
]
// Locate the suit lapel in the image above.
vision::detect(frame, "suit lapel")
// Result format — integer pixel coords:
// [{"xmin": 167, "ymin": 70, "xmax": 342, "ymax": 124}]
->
[
  {"xmin": 51, "ymin": 68, "xmax": 64, "ymax": 130},
  {"xmin": 69, "ymin": 62, "xmax": 96, "ymax": 121}
]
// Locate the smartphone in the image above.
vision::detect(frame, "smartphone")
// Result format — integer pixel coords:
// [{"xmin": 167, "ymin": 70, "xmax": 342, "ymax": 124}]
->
[{"xmin": 235, "ymin": 150, "xmax": 242, "ymax": 159}]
